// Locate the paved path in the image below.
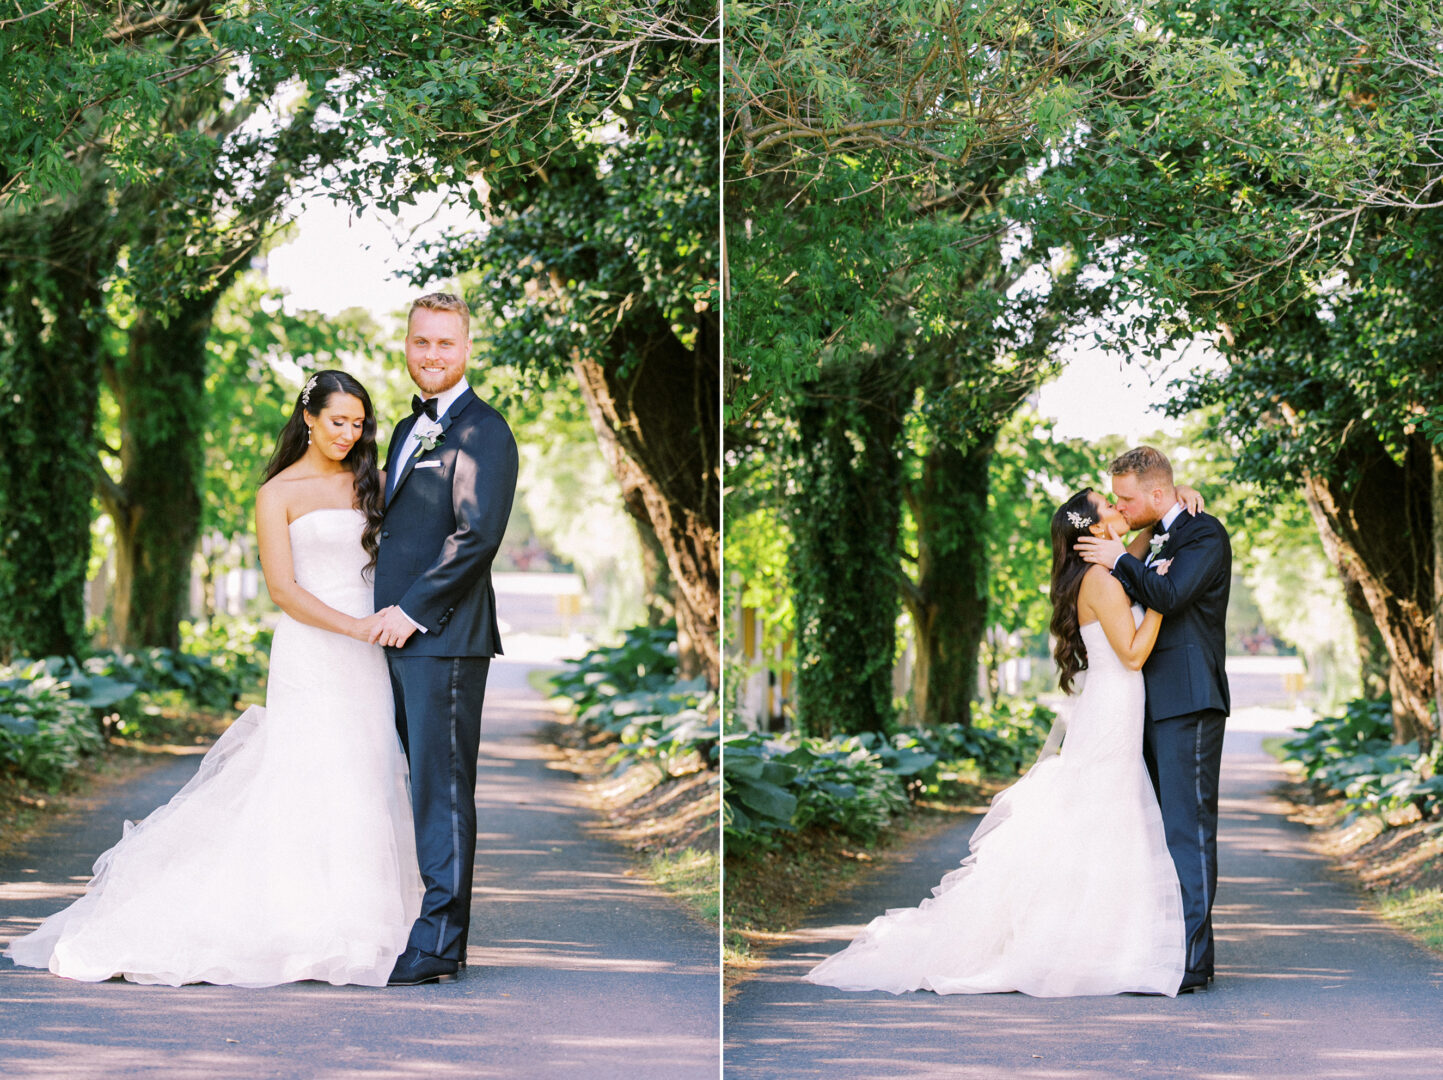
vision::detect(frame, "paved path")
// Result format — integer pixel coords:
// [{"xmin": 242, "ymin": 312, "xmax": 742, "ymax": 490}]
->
[
  {"xmin": 724, "ymin": 709, "xmax": 1443, "ymax": 1079},
  {"xmin": 0, "ymin": 659, "xmax": 719, "ymax": 1079}
]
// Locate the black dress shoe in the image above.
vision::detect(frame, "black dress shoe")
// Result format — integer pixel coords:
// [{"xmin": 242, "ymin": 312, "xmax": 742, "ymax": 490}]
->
[
  {"xmin": 1177, "ymin": 971, "xmax": 1210, "ymax": 994},
  {"xmin": 388, "ymin": 947, "xmax": 460, "ymax": 986}
]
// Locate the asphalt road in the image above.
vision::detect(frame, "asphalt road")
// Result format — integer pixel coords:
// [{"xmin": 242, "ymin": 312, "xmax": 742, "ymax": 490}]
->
[
  {"xmin": 723, "ymin": 708, "xmax": 1443, "ymax": 1080},
  {"xmin": 0, "ymin": 659, "xmax": 720, "ymax": 1079}
]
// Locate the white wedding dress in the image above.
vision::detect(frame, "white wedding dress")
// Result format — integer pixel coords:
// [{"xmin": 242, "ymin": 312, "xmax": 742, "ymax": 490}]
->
[
  {"xmin": 805, "ymin": 608, "xmax": 1185, "ymax": 997},
  {"xmin": 4, "ymin": 508, "xmax": 422, "ymax": 987}
]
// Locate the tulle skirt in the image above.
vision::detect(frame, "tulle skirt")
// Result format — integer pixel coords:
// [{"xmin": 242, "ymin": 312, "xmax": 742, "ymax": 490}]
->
[
  {"xmin": 4, "ymin": 615, "xmax": 422, "ymax": 987},
  {"xmin": 804, "ymin": 750, "xmax": 1185, "ymax": 998}
]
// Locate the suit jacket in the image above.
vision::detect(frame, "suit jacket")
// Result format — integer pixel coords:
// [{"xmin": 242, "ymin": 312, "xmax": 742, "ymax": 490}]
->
[
  {"xmin": 1112, "ymin": 509, "xmax": 1232, "ymax": 723},
  {"xmin": 375, "ymin": 385, "xmax": 519, "ymax": 657}
]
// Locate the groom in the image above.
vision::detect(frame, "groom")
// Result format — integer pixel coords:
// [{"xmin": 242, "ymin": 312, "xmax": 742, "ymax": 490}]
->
[
  {"xmin": 1076, "ymin": 446, "xmax": 1231, "ymax": 994},
  {"xmin": 370, "ymin": 292, "xmax": 519, "ymax": 986}
]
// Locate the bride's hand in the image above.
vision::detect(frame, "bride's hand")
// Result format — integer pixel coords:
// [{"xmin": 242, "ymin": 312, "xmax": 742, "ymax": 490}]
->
[
  {"xmin": 353, "ymin": 611, "xmax": 386, "ymax": 642},
  {"xmin": 1177, "ymin": 484, "xmax": 1205, "ymax": 516}
]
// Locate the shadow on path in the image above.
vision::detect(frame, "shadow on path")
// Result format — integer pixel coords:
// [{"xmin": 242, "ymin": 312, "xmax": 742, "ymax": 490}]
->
[
  {"xmin": 723, "ymin": 710, "xmax": 1443, "ymax": 1080},
  {"xmin": 0, "ymin": 660, "xmax": 719, "ymax": 1080}
]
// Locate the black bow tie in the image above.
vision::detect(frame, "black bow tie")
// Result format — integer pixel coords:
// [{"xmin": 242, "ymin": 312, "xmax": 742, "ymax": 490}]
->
[{"xmin": 411, "ymin": 395, "xmax": 439, "ymax": 422}]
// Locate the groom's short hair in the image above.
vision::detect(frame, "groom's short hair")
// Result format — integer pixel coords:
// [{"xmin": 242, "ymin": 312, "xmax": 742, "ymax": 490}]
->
[
  {"xmin": 409, "ymin": 292, "xmax": 470, "ymax": 338},
  {"xmin": 1110, "ymin": 446, "xmax": 1174, "ymax": 489}
]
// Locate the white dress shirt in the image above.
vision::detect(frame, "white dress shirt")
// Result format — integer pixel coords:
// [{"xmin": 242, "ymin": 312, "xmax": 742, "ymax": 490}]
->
[
  {"xmin": 1158, "ymin": 500, "xmax": 1185, "ymax": 534},
  {"xmin": 393, "ymin": 379, "xmax": 470, "ymax": 483},
  {"xmin": 393, "ymin": 379, "xmax": 470, "ymax": 634}
]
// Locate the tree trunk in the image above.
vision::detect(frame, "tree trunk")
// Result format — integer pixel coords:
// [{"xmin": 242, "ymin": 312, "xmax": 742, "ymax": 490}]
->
[
  {"xmin": 573, "ymin": 369, "xmax": 676, "ymax": 628},
  {"xmin": 1433, "ymin": 440, "xmax": 1443, "ymax": 742},
  {"xmin": 0, "ymin": 258, "xmax": 104, "ymax": 662},
  {"xmin": 904, "ymin": 435, "xmax": 994, "ymax": 726},
  {"xmin": 1341, "ymin": 561, "xmax": 1393, "ymax": 701},
  {"xmin": 790, "ymin": 369, "xmax": 906, "ymax": 738},
  {"xmin": 1301, "ymin": 433, "xmax": 1435, "ymax": 748},
  {"xmin": 104, "ymin": 295, "xmax": 215, "ymax": 649},
  {"xmin": 570, "ymin": 305, "xmax": 719, "ymax": 685}
]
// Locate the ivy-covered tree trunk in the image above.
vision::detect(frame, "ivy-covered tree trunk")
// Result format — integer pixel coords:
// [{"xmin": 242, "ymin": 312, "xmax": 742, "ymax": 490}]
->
[
  {"xmin": 790, "ymin": 374, "xmax": 905, "ymax": 738},
  {"xmin": 571, "ymin": 306, "xmax": 719, "ymax": 685},
  {"xmin": 1301, "ymin": 433, "xmax": 1435, "ymax": 748},
  {"xmin": 903, "ymin": 434, "xmax": 995, "ymax": 727},
  {"xmin": 575, "ymin": 368, "xmax": 678, "ymax": 629},
  {"xmin": 0, "ymin": 256, "xmax": 104, "ymax": 662},
  {"xmin": 1432, "ymin": 441, "xmax": 1443, "ymax": 741},
  {"xmin": 102, "ymin": 295, "xmax": 215, "ymax": 649}
]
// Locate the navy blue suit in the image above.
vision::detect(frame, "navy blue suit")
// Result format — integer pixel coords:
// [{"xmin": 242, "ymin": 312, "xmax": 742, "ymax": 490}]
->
[
  {"xmin": 376, "ymin": 384, "xmax": 518, "ymax": 962},
  {"xmin": 1112, "ymin": 509, "xmax": 1231, "ymax": 984}
]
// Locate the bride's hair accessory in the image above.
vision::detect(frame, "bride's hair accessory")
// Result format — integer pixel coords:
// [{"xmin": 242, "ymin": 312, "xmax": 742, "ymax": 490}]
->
[
  {"xmin": 1067, "ymin": 511, "xmax": 1092, "ymax": 530},
  {"xmin": 301, "ymin": 374, "xmax": 319, "ymax": 408}
]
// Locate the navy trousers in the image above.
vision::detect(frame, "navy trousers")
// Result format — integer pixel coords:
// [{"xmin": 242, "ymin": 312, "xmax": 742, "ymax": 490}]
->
[
  {"xmin": 1143, "ymin": 706, "xmax": 1226, "ymax": 980},
  {"xmin": 387, "ymin": 655, "xmax": 491, "ymax": 962}
]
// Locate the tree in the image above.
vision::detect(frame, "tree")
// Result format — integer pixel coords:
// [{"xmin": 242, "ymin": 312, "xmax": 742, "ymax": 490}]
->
[
  {"xmin": 1175, "ymin": 297, "xmax": 1443, "ymax": 746},
  {"xmin": 2, "ymin": 3, "xmax": 350, "ymax": 650},
  {"xmin": 1017, "ymin": 1, "xmax": 1443, "ymax": 745},
  {"xmin": 4, "ymin": 2, "xmax": 720, "ymax": 665},
  {"xmin": 0, "ymin": 3, "xmax": 192, "ymax": 659},
  {"xmin": 721, "ymin": 1, "xmax": 1245, "ymax": 733},
  {"xmin": 244, "ymin": 1, "xmax": 723, "ymax": 682},
  {"xmin": 724, "ymin": 1, "xmax": 1210, "ymax": 184},
  {"xmin": 0, "ymin": 198, "xmax": 106, "ymax": 660}
]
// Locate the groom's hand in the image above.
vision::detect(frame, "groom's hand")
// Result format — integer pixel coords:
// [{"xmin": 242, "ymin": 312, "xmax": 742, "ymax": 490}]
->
[
  {"xmin": 1076, "ymin": 523, "xmax": 1127, "ymax": 568},
  {"xmin": 369, "ymin": 606, "xmax": 419, "ymax": 649}
]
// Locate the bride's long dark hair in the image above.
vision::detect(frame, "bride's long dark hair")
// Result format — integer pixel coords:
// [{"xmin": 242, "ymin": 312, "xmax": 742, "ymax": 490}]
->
[
  {"xmin": 262, "ymin": 370, "xmax": 384, "ymax": 576},
  {"xmin": 1050, "ymin": 488, "xmax": 1100, "ymax": 694}
]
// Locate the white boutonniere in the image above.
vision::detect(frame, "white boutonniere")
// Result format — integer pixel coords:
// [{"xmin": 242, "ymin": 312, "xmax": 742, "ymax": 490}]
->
[
  {"xmin": 416, "ymin": 431, "xmax": 446, "ymax": 457},
  {"xmin": 1148, "ymin": 532, "xmax": 1169, "ymax": 562}
]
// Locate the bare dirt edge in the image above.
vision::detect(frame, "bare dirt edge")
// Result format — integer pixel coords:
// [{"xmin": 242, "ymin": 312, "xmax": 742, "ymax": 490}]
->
[
  {"xmin": 1273, "ymin": 763, "xmax": 1443, "ymax": 954},
  {"xmin": 537, "ymin": 695, "xmax": 721, "ymax": 931}
]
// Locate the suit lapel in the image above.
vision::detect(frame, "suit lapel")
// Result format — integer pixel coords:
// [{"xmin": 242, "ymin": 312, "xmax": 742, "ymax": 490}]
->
[
  {"xmin": 383, "ymin": 413, "xmax": 421, "ymax": 509},
  {"xmin": 385, "ymin": 386, "xmax": 478, "ymax": 506},
  {"xmin": 1149, "ymin": 509, "xmax": 1194, "ymax": 565}
]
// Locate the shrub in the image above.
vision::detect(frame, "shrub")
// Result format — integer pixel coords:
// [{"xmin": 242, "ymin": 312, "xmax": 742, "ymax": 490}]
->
[
  {"xmin": 0, "ymin": 674, "xmax": 104, "ymax": 791},
  {"xmin": 723, "ymin": 699, "xmax": 1054, "ymax": 854},
  {"xmin": 0, "ymin": 628, "xmax": 270, "ymax": 760},
  {"xmin": 721, "ymin": 732, "xmax": 800, "ymax": 849},
  {"xmin": 551, "ymin": 624, "xmax": 717, "ymax": 775},
  {"xmin": 781, "ymin": 739, "xmax": 909, "ymax": 841},
  {"xmin": 550, "ymin": 624, "xmax": 678, "ymax": 711},
  {"xmin": 854, "ymin": 699, "xmax": 1052, "ymax": 796},
  {"xmin": 723, "ymin": 733, "xmax": 909, "ymax": 854},
  {"xmin": 1284, "ymin": 698, "xmax": 1443, "ymax": 822},
  {"xmin": 181, "ymin": 616, "xmax": 271, "ymax": 690}
]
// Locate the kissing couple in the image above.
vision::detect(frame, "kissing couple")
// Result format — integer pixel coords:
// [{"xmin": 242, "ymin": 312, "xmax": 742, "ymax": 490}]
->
[
  {"xmin": 806, "ymin": 446, "xmax": 1231, "ymax": 998},
  {"xmin": 7, "ymin": 293, "xmax": 519, "ymax": 988}
]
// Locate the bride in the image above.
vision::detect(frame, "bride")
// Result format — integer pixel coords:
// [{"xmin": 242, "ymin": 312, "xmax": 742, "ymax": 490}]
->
[
  {"xmin": 804, "ymin": 487, "xmax": 1188, "ymax": 998},
  {"xmin": 4, "ymin": 370, "xmax": 421, "ymax": 987}
]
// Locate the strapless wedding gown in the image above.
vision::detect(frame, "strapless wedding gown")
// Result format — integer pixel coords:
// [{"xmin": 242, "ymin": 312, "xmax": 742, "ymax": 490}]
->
[
  {"xmin": 805, "ymin": 610, "xmax": 1185, "ymax": 997},
  {"xmin": 4, "ymin": 508, "xmax": 422, "ymax": 987}
]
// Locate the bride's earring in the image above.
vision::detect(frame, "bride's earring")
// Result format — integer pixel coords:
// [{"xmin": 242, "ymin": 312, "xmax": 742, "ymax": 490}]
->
[{"xmin": 306, "ymin": 426, "xmax": 312, "ymax": 446}]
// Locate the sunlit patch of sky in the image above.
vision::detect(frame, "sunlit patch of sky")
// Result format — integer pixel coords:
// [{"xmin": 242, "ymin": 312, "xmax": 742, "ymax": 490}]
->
[
  {"xmin": 262, "ymin": 185, "xmax": 481, "ymax": 323},
  {"xmin": 1036, "ymin": 332, "xmax": 1226, "ymax": 443}
]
